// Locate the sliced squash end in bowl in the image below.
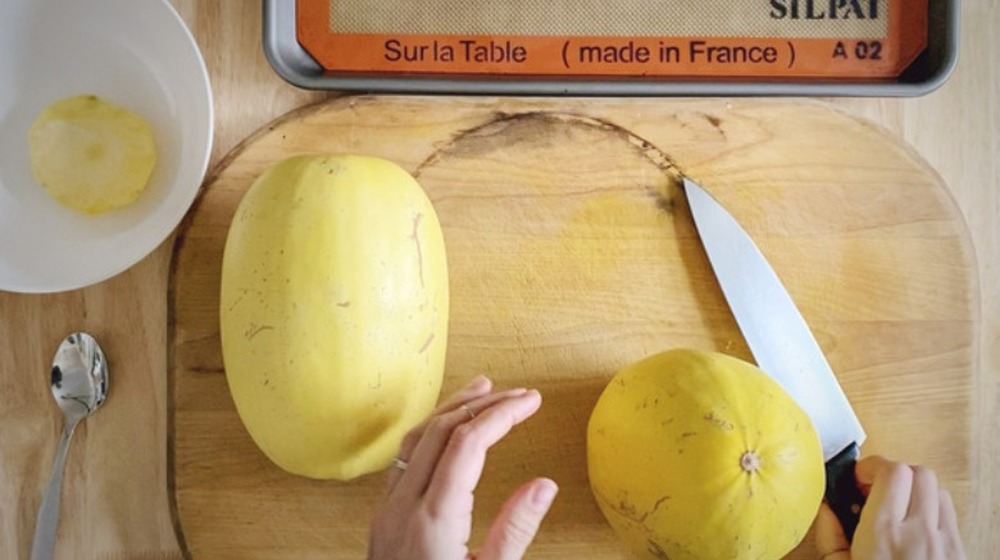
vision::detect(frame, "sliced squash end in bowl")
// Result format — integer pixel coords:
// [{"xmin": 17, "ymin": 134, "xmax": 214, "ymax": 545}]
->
[{"xmin": 28, "ymin": 94, "xmax": 156, "ymax": 215}]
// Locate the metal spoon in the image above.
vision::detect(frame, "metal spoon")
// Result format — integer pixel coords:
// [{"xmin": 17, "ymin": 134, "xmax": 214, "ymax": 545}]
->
[{"xmin": 30, "ymin": 332, "xmax": 109, "ymax": 560}]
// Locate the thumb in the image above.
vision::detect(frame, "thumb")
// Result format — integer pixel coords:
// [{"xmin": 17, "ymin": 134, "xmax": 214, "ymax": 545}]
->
[
  {"xmin": 815, "ymin": 502, "xmax": 852, "ymax": 560},
  {"xmin": 478, "ymin": 478, "xmax": 558, "ymax": 560}
]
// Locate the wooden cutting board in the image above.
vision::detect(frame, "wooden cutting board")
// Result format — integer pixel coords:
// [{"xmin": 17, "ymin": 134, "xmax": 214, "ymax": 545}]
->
[{"xmin": 168, "ymin": 97, "xmax": 977, "ymax": 559}]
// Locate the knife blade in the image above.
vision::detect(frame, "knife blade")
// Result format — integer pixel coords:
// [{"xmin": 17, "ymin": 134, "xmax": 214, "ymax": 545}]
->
[{"xmin": 682, "ymin": 176, "xmax": 868, "ymax": 540}]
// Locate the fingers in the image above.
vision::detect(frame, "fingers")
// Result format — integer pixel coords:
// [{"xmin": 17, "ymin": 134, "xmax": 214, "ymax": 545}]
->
[
  {"xmin": 857, "ymin": 458, "xmax": 941, "ymax": 524},
  {"xmin": 371, "ymin": 379, "xmax": 550, "ymax": 560},
  {"xmin": 479, "ymin": 478, "xmax": 558, "ymax": 560},
  {"xmin": 852, "ymin": 456, "xmax": 911, "ymax": 559},
  {"xmin": 854, "ymin": 455, "xmax": 896, "ymax": 493},
  {"xmin": 907, "ymin": 466, "xmax": 940, "ymax": 524},
  {"xmin": 850, "ymin": 457, "xmax": 967, "ymax": 560},
  {"xmin": 939, "ymin": 489, "xmax": 958, "ymax": 533},
  {"xmin": 939, "ymin": 490, "xmax": 967, "ymax": 558},
  {"xmin": 424, "ymin": 390, "xmax": 542, "ymax": 516},
  {"xmin": 386, "ymin": 376, "xmax": 494, "ymax": 488},
  {"xmin": 860, "ymin": 458, "xmax": 913, "ymax": 524},
  {"xmin": 436, "ymin": 375, "xmax": 493, "ymax": 415},
  {"xmin": 393, "ymin": 388, "xmax": 530, "ymax": 500},
  {"xmin": 401, "ymin": 376, "xmax": 494, "ymax": 459},
  {"xmin": 814, "ymin": 503, "xmax": 851, "ymax": 560}
]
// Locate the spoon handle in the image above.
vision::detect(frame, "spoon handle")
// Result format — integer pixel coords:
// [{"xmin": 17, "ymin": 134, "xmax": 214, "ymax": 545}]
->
[{"xmin": 30, "ymin": 422, "xmax": 77, "ymax": 560}]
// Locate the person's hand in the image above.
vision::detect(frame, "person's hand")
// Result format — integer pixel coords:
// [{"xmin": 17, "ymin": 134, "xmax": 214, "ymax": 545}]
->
[
  {"xmin": 367, "ymin": 376, "xmax": 558, "ymax": 560},
  {"xmin": 815, "ymin": 455, "xmax": 966, "ymax": 559}
]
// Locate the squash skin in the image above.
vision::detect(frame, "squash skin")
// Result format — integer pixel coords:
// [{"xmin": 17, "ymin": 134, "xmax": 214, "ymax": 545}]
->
[
  {"xmin": 220, "ymin": 154, "xmax": 448, "ymax": 480},
  {"xmin": 587, "ymin": 348, "xmax": 825, "ymax": 560}
]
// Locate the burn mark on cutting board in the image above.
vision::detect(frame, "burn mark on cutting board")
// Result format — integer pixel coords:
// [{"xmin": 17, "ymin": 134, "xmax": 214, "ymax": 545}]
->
[
  {"xmin": 406, "ymin": 107, "xmax": 736, "ymax": 336},
  {"xmin": 699, "ymin": 111, "xmax": 725, "ymax": 135},
  {"xmin": 410, "ymin": 108, "xmax": 696, "ymax": 238},
  {"xmin": 647, "ymin": 186, "xmax": 679, "ymax": 215},
  {"xmin": 413, "ymin": 110, "xmax": 685, "ymax": 192}
]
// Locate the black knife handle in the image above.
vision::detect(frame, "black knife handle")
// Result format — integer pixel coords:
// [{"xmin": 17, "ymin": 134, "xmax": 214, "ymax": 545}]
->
[{"xmin": 824, "ymin": 443, "xmax": 866, "ymax": 542}]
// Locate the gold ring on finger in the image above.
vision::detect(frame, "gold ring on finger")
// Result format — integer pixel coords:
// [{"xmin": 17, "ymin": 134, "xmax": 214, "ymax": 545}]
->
[
  {"xmin": 461, "ymin": 404, "xmax": 476, "ymax": 420},
  {"xmin": 391, "ymin": 457, "xmax": 408, "ymax": 471}
]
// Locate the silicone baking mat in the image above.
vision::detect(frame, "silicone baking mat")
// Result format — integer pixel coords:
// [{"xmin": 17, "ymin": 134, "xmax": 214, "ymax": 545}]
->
[{"xmin": 297, "ymin": 0, "xmax": 927, "ymax": 80}]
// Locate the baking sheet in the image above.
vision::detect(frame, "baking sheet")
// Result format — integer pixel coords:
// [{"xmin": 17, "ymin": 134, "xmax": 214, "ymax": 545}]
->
[{"xmin": 264, "ymin": 0, "xmax": 956, "ymax": 95}]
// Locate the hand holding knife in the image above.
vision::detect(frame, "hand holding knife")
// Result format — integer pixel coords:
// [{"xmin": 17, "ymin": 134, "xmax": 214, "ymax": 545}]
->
[
  {"xmin": 683, "ymin": 177, "xmax": 965, "ymax": 558},
  {"xmin": 682, "ymin": 176, "xmax": 869, "ymax": 539}
]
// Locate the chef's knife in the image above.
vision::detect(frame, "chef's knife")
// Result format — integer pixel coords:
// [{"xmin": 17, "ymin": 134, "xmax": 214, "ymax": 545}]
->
[{"xmin": 682, "ymin": 177, "xmax": 868, "ymax": 541}]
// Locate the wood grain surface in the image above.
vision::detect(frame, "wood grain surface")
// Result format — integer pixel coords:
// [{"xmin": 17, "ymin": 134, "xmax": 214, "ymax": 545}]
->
[
  {"xmin": 170, "ymin": 97, "xmax": 974, "ymax": 559},
  {"xmin": 1, "ymin": 1, "xmax": 997, "ymax": 559}
]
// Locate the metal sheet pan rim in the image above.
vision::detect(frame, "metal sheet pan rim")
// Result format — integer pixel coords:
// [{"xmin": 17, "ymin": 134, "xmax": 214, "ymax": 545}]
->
[{"xmin": 262, "ymin": 0, "xmax": 958, "ymax": 97}]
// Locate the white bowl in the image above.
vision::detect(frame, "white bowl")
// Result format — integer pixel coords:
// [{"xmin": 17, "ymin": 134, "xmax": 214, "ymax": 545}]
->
[{"xmin": 0, "ymin": 0, "xmax": 213, "ymax": 293}]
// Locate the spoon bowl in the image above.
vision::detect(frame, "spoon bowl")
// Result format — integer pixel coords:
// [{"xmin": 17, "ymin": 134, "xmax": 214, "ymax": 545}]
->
[
  {"xmin": 31, "ymin": 332, "xmax": 109, "ymax": 560},
  {"xmin": 50, "ymin": 332, "xmax": 109, "ymax": 424}
]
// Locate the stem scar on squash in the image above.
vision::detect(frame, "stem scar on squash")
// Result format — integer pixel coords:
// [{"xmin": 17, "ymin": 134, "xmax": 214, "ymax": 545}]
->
[{"xmin": 740, "ymin": 451, "xmax": 762, "ymax": 474}]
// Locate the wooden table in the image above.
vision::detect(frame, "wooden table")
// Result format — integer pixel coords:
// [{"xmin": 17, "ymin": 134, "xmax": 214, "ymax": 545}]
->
[{"xmin": 2, "ymin": 2, "xmax": 996, "ymax": 558}]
